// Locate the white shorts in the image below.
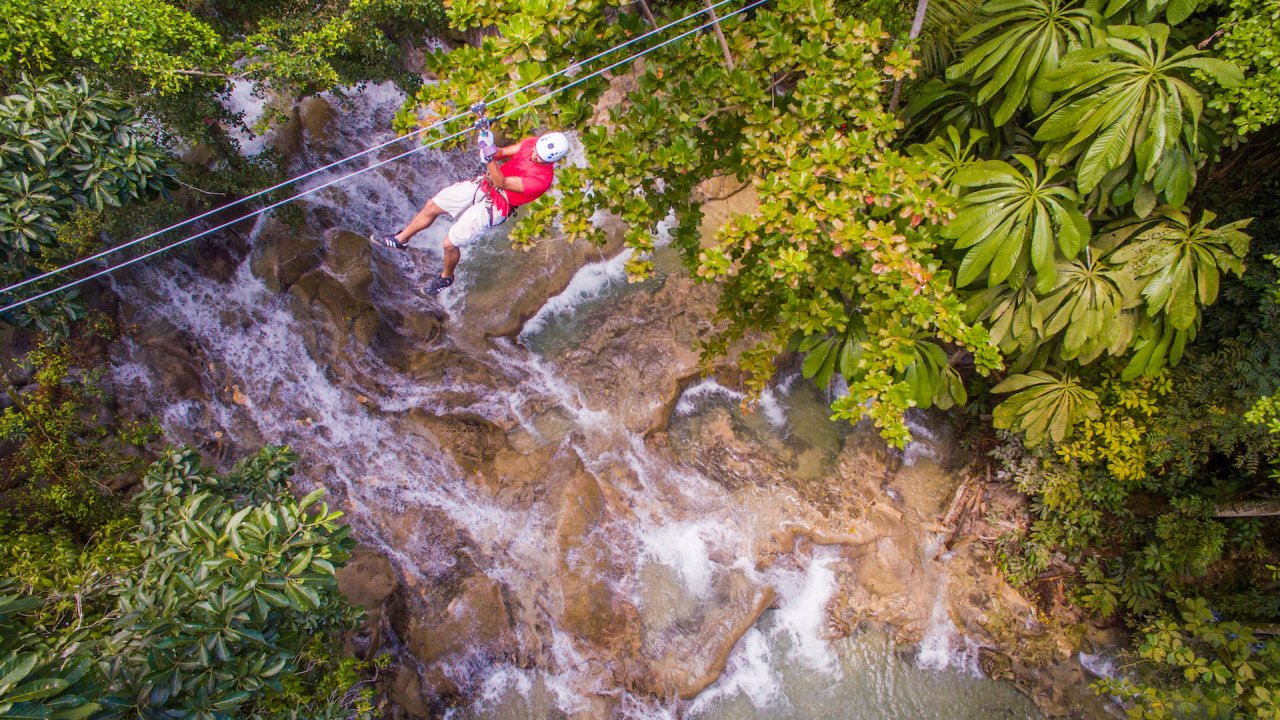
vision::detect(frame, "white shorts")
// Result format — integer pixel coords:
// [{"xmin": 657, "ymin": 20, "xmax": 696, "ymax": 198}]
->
[{"xmin": 430, "ymin": 180, "xmax": 507, "ymax": 247}]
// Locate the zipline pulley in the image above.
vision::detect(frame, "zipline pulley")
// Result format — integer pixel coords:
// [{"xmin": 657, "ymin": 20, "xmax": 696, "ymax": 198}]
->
[{"xmin": 470, "ymin": 101, "xmax": 497, "ymax": 166}]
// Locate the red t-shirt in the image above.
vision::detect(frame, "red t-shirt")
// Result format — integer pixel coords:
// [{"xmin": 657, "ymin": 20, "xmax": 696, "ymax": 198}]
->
[{"xmin": 492, "ymin": 137, "xmax": 554, "ymax": 208}]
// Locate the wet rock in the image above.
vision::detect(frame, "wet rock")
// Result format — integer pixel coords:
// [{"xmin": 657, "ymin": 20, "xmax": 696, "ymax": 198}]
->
[
  {"xmin": 298, "ymin": 96, "xmax": 336, "ymax": 150},
  {"xmin": 397, "ymin": 574, "xmax": 518, "ymax": 710},
  {"xmin": 405, "ymin": 576, "xmax": 515, "ymax": 665},
  {"xmin": 194, "ymin": 231, "xmax": 252, "ymax": 283},
  {"xmin": 667, "ymin": 406, "xmax": 789, "ymax": 490},
  {"xmin": 285, "ymin": 230, "xmax": 387, "ymax": 375},
  {"xmin": 129, "ymin": 320, "xmax": 209, "ymax": 402},
  {"xmin": 979, "ymin": 647, "xmax": 1015, "ymax": 680},
  {"xmin": 390, "ymin": 665, "xmax": 432, "ymax": 719},
  {"xmin": 400, "ymin": 409, "xmax": 509, "ymax": 483},
  {"xmin": 324, "ymin": 228, "xmax": 375, "ymax": 296},
  {"xmin": 250, "ymin": 218, "xmax": 323, "ymax": 293},
  {"xmin": 463, "ymin": 220, "xmax": 626, "ymax": 340},
  {"xmin": 554, "ymin": 456, "xmax": 639, "ymax": 652},
  {"xmin": 338, "ymin": 546, "xmax": 398, "ymax": 660},
  {"xmin": 338, "ymin": 545, "xmax": 398, "ymax": 612},
  {"xmin": 556, "ymin": 271, "xmax": 716, "ymax": 435}
]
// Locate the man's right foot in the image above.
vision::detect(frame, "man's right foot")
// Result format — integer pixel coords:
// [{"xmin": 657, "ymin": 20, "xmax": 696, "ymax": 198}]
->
[
  {"xmin": 371, "ymin": 233, "xmax": 408, "ymax": 250},
  {"xmin": 425, "ymin": 276, "xmax": 455, "ymax": 295}
]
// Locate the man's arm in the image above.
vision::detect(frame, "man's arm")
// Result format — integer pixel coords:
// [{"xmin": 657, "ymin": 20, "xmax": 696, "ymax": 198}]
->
[
  {"xmin": 492, "ymin": 141, "xmax": 525, "ymax": 160},
  {"xmin": 484, "ymin": 138, "xmax": 532, "ymax": 193},
  {"xmin": 486, "ymin": 159, "xmax": 524, "ymax": 194}
]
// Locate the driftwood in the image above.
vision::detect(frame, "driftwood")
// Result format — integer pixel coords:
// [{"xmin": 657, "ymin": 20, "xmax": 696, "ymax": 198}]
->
[
  {"xmin": 940, "ymin": 476, "xmax": 985, "ymax": 553},
  {"xmin": 1215, "ymin": 500, "xmax": 1280, "ymax": 518}
]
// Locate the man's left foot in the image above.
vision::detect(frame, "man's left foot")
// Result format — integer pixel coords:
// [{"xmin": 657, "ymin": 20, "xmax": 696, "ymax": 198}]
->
[
  {"xmin": 371, "ymin": 233, "xmax": 408, "ymax": 250},
  {"xmin": 425, "ymin": 276, "xmax": 455, "ymax": 295}
]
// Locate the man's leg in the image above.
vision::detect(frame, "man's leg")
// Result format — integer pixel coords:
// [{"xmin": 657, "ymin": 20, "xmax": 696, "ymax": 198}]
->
[
  {"xmin": 441, "ymin": 235, "xmax": 461, "ymax": 278},
  {"xmin": 425, "ymin": 203, "xmax": 494, "ymax": 294},
  {"xmin": 395, "ymin": 199, "xmax": 445, "ymax": 244}
]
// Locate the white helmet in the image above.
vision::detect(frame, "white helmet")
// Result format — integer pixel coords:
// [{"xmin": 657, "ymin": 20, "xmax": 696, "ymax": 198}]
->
[{"xmin": 535, "ymin": 132, "xmax": 570, "ymax": 163}]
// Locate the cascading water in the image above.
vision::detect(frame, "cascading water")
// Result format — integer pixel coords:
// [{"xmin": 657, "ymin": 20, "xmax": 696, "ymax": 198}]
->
[{"xmin": 109, "ymin": 83, "xmax": 1045, "ymax": 718}]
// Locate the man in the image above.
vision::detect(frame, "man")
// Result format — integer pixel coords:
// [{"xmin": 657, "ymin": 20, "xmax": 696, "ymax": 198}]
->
[{"xmin": 371, "ymin": 132, "xmax": 570, "ymax": 294}]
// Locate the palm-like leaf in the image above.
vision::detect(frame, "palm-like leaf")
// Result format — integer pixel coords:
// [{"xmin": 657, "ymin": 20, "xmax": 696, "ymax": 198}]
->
[
  {"xmin": 908, "ymin": 125, "xmax": 989, "ymax": 182},
  {"xmin": 944, "ymin": 154, "xmax": 1091, "ymax": 291},
  {"xmin": 992, "ymin": 370, "xmax": 1100, "ymax": 444},
  {"xmin": 1035, "ymin": 24, "xmax": 1243, "ymax": 206},
  {"xmin": 899, "ymin": 338, "xmax": 968, "ymax": 409},
  {"xmin": 1090, "ymin": 0, "xmax": 1199, "ymax": 26},
  {"xmin": 918, "ymin": 0, "xmax": 986, "ymax": 76},
  {"xmin": 800, "ymin": 318, "xmax": 869, "ymax": 388},
  {"xmin": 1038, "ymin": 255, "xmax": 1142, "ymax": 362},
  {"xmin": 1120, "ymin": 313, "xmax": 1195, "ymax": 380},
  {"xmin": 945, "ymin": 0, "xmax": 1097, "ymax": 126},
  {"xmin": 965, "ymin": 279, "xmax": 1046, "ymax": 355},
  {"xmin": 904, "ymin": 81, "xmax": 998, "ymax": 144},
  {"xmin": 1104, "ymin": 207, "xmax": 1250, "ymax": 330}
]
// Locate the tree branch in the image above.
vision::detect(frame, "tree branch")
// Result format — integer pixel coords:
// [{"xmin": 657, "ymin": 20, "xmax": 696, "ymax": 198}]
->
[
  {"xmin": 636, "ymin": 0, "xmax": 659, "ymax": 30},
  {"xmin": 704, "ymin": 0, "xmax": 736, "ymax": 71},
  {"xmin": 889, "ymin": 0, "xmax": 930, "ymax": 113}
]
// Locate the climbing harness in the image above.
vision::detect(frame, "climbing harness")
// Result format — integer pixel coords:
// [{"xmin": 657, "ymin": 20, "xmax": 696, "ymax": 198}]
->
[{"xmin": 0, "ymin": 0, "xmax": 771, "ymax": 315}]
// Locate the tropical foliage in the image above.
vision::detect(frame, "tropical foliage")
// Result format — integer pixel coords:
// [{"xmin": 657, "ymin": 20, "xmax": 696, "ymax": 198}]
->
[
  {"xmin": 0, "ymin": 77, "xmax": 172, "ymax": 283},
  {"xmin": 944, "ymin": 0, "xmax": 1095, "ymax": 125},
  {"xmin": 1209, "ymin": 0, "xmax": 1280, "ymax": 135},
  {"xmin": 1098, "ymin": 598, "xmax": 1280, "ymax": 719},
  {"xmin": 0, "ymin": 446, "xmax": 372, "ymax": 719},
  {"xmin": 1035, "ymin": 24, "xmax": 1241, "ymax": 210},
  {"xmin": 944, "ymin": 154, "xmax": 1089, "ymax": 291}
]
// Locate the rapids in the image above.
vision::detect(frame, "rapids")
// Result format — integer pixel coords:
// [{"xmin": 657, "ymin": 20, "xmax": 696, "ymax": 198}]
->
[{"xmin": 107, "ymin": 83, "xmax": 1049, "ymax": 718}]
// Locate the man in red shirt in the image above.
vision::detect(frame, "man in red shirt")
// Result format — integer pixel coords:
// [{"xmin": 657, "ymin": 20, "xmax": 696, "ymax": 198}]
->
[{"xmin": 372, "ymin": 132, "xmax": 569, "ymax": 294}]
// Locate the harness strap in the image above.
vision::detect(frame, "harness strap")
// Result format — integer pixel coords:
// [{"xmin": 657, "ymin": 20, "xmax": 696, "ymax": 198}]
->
[{"xmin": 474, "ymin": 177, "xmax": 513, "ymax": 227}]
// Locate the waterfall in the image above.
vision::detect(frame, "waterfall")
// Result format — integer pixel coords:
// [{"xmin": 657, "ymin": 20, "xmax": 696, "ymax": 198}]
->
[{"xmin": 108, "ymin": 82, "xmax": 1044, "ymax": 719}]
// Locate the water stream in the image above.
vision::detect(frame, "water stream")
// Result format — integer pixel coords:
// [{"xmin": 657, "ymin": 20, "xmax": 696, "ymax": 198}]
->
[{"xmin": 109, "ymin": 83, "xmax": 1044, "ymax": 718}]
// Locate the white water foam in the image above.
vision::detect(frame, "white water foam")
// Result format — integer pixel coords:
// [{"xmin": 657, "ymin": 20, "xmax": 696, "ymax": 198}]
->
[
  {"xmin": 638, "ymin": 520, "xmax": 725, "ymax": 598},
  {"xmin": 690, "ymin": 628, "xmax": 785, "ymax": 713},
  {"xmin": 771, "ymin": 550, "xmax": 841, "ymax": 674},
  {"xmin": 915, "ymin": 574, "xmax": 981, "ymax": 675},
  {"xmin": 519, "ymin": 247, "xmax": 634, "ymax": 339},
  {"xmin": 675, "ymin": 378, "xmax": 746, "ymax": 416},
  {"xmin": 758, "ymin": 387, "xmax": 788, "ymax": 430},
  {"xmin": 689, "ymin": 549, "xmax": 843, "ymax": 716}
]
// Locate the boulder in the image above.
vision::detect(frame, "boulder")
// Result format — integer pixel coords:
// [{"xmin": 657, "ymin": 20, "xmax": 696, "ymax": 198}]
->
[
  {"xmin": 399, "ymin": 410, "xmax": 510, "ymax": 488},
  {"xmin": 338, "ymin": 545, "xmax": 398, "ymax": 611},
  {"xmin": 404, "ymin": 576, "xmax": 515, "ymax": 665},
  {"xmin": 338, "ymin": 546, "xmax": 399, "ymax": 660},
  {"xmin": 460, "ymin": 219, "xmax": 626, "ymax": 340},
  {"xmin": 250, "ymin": 218, "xmax": 323, "ymax": 293},
  {"xmin": 130, "ymin": 320, "xmax": 209, "ymax": 402},
  {"xmin": 390, "ymin": 665, "xmax": 432, "ymax": 719},
  {"xmin": 298, "ymin": 96, "xmax": 336, "ymax": 150},
  {"xmin": 554, "ymin": 458, "xmax": 639, "ymax": 652},
  {"xmin": 284, "ymin": 230, "xmax": 387, "ymax": 373},
  {"xmin": 554, "ymin": 270, "xmax": 716, "ymax": 434}
]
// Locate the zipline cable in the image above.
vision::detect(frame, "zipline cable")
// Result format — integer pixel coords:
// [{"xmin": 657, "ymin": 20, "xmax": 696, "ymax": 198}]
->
[
  {"xmin": 1, "ymin": 0, "xmax": 746, "ymax": 297},
  {"xmin": 0, "ymin": 0, "xmax": 769, "ymax": 315}
]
